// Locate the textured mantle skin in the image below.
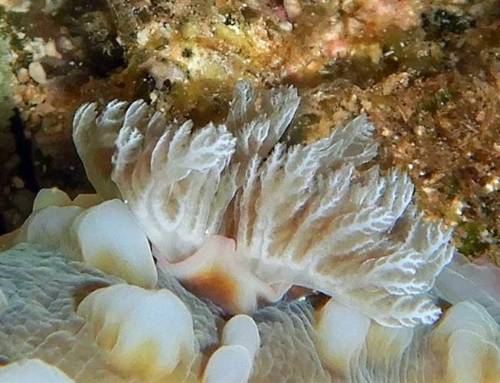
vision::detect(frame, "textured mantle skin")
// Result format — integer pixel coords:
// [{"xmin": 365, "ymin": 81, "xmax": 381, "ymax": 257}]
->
[
  {"xmin": 0, "ymin": 244, "xmax": 331, "ymax": 382},
  {"xmin": 1, "ymin": 244, "xmax": 500, "ymax": 382}
]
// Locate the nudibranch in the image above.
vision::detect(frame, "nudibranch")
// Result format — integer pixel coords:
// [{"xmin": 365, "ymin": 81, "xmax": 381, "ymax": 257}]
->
[
  {"xmin": 73, "ymin": 82, "xmax": 454, "ymax": 327},
  {"xmin": 2, "ymin": 83, "xmax": 500, "ymax": 382}
]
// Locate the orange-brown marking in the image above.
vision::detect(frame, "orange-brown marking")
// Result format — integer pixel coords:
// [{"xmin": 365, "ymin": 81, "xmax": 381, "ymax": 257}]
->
[{"xmin": 181, "ymin": 267, "xmax": 239, "ymax": 313}]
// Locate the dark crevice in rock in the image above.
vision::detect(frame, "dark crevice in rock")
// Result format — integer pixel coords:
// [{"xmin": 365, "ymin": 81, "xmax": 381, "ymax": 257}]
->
[{"xmin": 9, "ymin": 109, "xmax": 38, "ymax": 193}]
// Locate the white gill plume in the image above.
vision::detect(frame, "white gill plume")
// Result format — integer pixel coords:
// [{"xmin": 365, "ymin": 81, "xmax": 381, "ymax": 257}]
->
[{"xmin": 73, "ymin": 82, "xmax": 454, "ymax": 327}]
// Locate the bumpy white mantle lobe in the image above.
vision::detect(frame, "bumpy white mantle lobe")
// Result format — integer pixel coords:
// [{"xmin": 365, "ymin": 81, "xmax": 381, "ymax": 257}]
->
[{"xmin": 73, "ymin": 82, "xmax": 454, "ymax": 327}]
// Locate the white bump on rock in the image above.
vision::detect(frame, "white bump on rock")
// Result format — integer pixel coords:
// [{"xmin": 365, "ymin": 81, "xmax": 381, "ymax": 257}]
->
[
  {"xmin": 222, "ymin": 314, "xmax": 260, "ymax": 360},
  {"xmin": 72, "ymin": 199, "xmax": 157, "ymax": 288},
  {"xmin": 77, "ymin": 284, "xmax": 196, "ymax": 382},
  {"xmin": 28, "ymin": 61, "xmax": 47, "ymax": 84},
  {"xmin": 430, "ymin": 301, "xmax": 500, "ymax": 383},
  {"xmin": 0, "ymin": 359, "xmax": 75, "ymax": 383},
  {"xmin": 202, "ymin": 345, "xmax": 253, "ymax": 383},
  {"xmin": 315, "ymin": 299, "xmax": 371, "ymax": 376},
  {"xmin": 32, "ymin": 187, "xmax": 72, "ymax": 211}
]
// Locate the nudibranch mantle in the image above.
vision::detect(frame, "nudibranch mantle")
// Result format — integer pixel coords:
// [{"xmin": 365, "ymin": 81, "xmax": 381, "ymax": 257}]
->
[{"xmin": 73, "ymin": 82, "xmax": 454, "ymax": 327}]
